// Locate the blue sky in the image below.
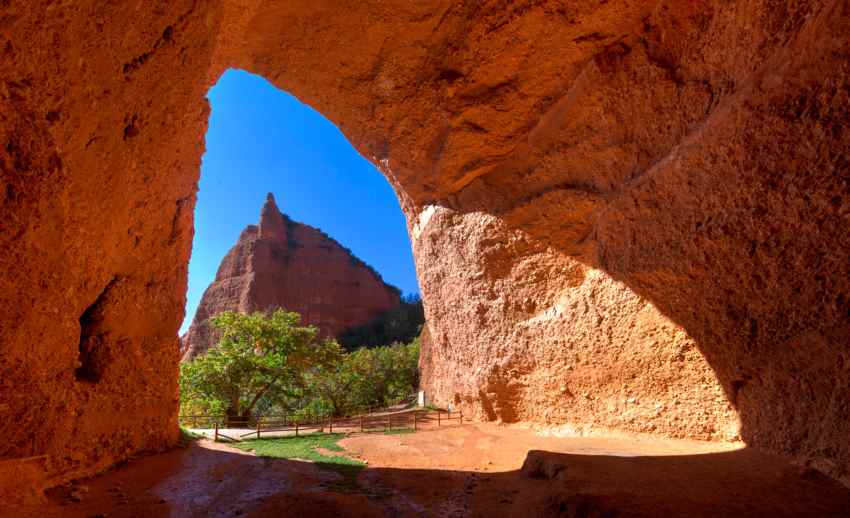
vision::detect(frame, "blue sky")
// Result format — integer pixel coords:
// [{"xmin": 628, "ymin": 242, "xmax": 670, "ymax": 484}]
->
[{"xmin": 182, "ymin": 69, "xmax": 418, "ymax": 333}]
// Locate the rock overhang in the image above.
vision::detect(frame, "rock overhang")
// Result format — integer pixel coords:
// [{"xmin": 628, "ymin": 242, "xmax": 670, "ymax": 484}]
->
[{"xmin": 0, "ymin": 0, "xmax": 847, "ymax": 494}]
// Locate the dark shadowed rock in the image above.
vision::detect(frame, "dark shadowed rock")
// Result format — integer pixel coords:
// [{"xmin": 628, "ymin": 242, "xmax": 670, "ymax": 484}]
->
[{"xmin": 522, "ymin": 450, "xmax": 569, "ymax": 480}]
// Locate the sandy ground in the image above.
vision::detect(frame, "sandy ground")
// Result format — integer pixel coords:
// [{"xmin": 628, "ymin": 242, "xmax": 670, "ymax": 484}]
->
[{"xmin": 25, "ymin": 421, "xmax": 850, "ymax": 517}]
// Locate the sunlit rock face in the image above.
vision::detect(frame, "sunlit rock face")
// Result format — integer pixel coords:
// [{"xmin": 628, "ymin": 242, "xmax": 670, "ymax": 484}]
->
[
  {"xmin": 0, "ymin": 0, "xmax": 847, "ymax": 492},
  {"xmin": 180, "ymin": 193, "xmax": 400, "ymax": 360},
  {"xmin": 414, "ymin": 206, "xmax": 740, "ymax": 441}
]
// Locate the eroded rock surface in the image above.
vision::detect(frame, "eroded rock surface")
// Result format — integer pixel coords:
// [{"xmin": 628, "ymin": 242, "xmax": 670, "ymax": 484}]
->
[
  {"xmin": 181, "ymin": 193, "xmax": 400, "ymax": 359},
  {"xmin": 1, "ymin": 0, "xmax": 848, "ymax": 494},
  {"xmin": 416, "ymin": 207, "xmax": 740, "ymax": 441}
]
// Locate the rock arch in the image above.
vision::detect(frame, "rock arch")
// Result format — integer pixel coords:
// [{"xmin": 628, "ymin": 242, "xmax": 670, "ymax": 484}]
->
[{"xmin": 1, "ymin": 0, "xmax": 848, "ymax": 489}]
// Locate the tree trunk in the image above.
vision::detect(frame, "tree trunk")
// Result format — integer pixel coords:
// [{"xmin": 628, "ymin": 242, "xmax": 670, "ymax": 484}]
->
[{"xmin": 225, "ymin": 406, "xmax": 252, "ymax": 428}]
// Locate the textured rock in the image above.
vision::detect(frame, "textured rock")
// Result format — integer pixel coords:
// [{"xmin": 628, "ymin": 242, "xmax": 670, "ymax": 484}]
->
[
  {"xmin": 416, "ymin": 207, "xmax": 740, "ymax": 441},
  {"xmin": 0, "ymin": 0, "xmax": 848, "ymax": 494},
  {"xmin": 181, "ymin": 193, "xmax": 400, "ymax": 359},
  {"xmin": 522, "ymin": 450, "xmax": 569, "ymax": 480}
]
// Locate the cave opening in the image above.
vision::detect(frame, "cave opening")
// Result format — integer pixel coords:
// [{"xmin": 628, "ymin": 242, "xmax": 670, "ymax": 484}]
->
[
  {"xmin": 2, "ymin": 2, "xmax": 850, "ymax": 514},
  {"xmin": 185, "ymin": 68, "xmax": 419, "ymax": 337},
  {"xmin": 178, "ymin": 68, "xmax": 423, "ymax": 421}
]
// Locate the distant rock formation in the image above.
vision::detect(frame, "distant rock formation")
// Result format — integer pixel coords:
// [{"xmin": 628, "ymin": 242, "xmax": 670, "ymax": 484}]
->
[{"xmin": 180, "ymin": 193, "xmax": 400, "ymax": 360}]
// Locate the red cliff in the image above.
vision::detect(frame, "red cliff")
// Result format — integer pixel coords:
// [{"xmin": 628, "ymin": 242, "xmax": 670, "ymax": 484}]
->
[{"xmin": 181, "ymin": 193, "xmax": 400, "ymax": 359}]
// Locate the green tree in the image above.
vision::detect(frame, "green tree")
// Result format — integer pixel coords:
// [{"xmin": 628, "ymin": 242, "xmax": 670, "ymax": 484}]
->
[
  {"xmin": 350, "ymin": 339, "xmax": 419, "ymax": 407},
  {"xmin": 304, "ymin": 355, "xmax": 362, "ymax": 417},
  {"xmin": 179, "ymin": 309, "xmax": 342, "ymax": 426},
  {"xmin": 305, "ymin": 338, "xmax": 421, "ymax": 416}
]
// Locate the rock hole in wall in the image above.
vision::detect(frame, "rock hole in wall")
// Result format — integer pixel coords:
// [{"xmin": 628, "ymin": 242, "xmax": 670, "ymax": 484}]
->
[
  {"xmin": 75, "ymin": 278, "xmax": 117, "ymax": 383},
  {"xmin": 730, "ymin": 379, "xmax": 748, "ymax": 407}
]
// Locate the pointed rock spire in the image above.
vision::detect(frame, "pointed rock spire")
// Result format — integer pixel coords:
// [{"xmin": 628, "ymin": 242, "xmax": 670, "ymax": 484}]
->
[
  {"xmin": 259, "ymin": 192, "xmax": 286, "ymax": 241},
  {"xmin": 180, "ymin": 192, "xmax": 402, "ymax": 360}
]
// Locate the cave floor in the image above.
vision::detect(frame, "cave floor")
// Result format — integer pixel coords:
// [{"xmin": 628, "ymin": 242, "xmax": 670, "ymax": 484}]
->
[{"xmin": 34, "ymin": 422, "xmax": 850, "ymax": 517}]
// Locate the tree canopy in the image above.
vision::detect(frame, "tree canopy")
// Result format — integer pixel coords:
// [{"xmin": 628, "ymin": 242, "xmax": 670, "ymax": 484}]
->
[
  {"xmin": 180, "ymin": 308, "xmax": 422, "ymax": 425},
  {"xmin": 306, "ymin": 339, "xmax": 420, "ymax": 417},
  {"xmin": 179, "ymin": 309, "xmax": 342, "ymax": 424}
]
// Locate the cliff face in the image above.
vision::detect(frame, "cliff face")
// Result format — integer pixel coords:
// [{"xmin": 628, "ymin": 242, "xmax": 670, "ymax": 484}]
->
[
  {"xmin": 1, "ymin": 0, "xmax": 848, "ymax": 495},
  {"xmin": 181, "ymin": 193, "xmax": 400, "ymax": 359},
  {"xmin": 415, "ymin": 208, "xmax": 740, "ymax": 441}
]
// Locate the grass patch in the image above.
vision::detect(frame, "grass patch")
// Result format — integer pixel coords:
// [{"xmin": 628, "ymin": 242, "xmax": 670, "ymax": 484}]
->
[
  {"xmin": 234, "ymin": 433, "xmax": 365, "ymax": 491},
  {"xmin": 388, "ymin": 427, "xmax": 416, "ymax": 435},
  {"xmin": 367, "ymin": 427, "xmax": 415, "ymax": 435},
  {"xmin": 234, "ymin": 433, "xmax": 361, "ymax": 466},
  {"xmin": 178, "ymin": 426, "xmax": 203, "ymax": 447}
]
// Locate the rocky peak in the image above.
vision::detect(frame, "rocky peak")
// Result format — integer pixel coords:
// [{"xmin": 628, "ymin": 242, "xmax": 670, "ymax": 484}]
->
[
  {"xmin": 258, "ymin": 192, "xmax": 287, "ymax": 241},
  {"xmin": 180, "ymin": 193, "xmax": 401, "ymax": 360}
]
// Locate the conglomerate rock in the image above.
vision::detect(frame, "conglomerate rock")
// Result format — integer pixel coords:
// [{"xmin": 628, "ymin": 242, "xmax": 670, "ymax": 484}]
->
[
  {"xmin": 0, "ymin": 0, "xmax": 847, "ymax": 496},
  {"xmin": 180, "ymin": 193, "xmax": 400, "ymax": 360}
]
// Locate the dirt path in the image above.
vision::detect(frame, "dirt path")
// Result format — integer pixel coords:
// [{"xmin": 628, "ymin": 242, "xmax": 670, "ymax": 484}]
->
[{"xmin": 28, "ymin": 422, "xmax": 850, "ymax": 517}]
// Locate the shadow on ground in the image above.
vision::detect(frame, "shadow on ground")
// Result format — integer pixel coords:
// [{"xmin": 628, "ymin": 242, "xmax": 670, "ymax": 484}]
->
[{"xmin": 31, "ymin": 433, "xmax": 850, "ymax": 518}]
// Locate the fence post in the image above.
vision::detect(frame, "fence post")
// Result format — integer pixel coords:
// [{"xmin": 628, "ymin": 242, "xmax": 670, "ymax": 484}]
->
[
  {"xmin": 257, "ymin": 417, "xmax": 262, "ymax": 439},
  {"xmin": 329, "ymin": 416, "xmax": 333, "ymax": 434},
  {"xmin": 413, "ymin": 412, "xmax": 417, "ymax": 431},
  {"xmin": 295, "ymin": 420, "xmax": 299, "ymax": 437},
  {"xmin": 460, "ymin": 411, "xmax": 463, "ymax": 425},
  {"xmin": 214, "ymin": 422, "xmax": 219, "ymax": 442},
  {"xmin": 437, "ymin": 411, "xmax": 441, "ymax": 427}
]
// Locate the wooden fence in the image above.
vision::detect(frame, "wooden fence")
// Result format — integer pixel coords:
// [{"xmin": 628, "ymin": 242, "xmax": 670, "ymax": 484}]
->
[
  {"xmin": 180, "ymin": 396, "xmax": 417, "ymax": 431},
  {"xmin": 185, "ymin": 409, "xmax": 464, "ymax": 442}
]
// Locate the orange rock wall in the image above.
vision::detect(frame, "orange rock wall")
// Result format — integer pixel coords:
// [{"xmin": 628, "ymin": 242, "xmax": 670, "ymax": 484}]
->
[
  {"xmin": 1, "ymin": 0, "xmax": 848, "ymax": 488},
  {"xmin": 415, "ymin": 208, "xmax": 740, "ymax": 441},
  {"xmin": 0, "ymin": 0, "xmax": 214, "ymax": 487}
]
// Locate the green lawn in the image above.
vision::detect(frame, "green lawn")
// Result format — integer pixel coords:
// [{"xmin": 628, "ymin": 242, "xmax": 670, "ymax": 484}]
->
[
  {"xmin": 179, "ymin": 426, "xmax": 203, "ymax": 446},
  {"xmin": 234, "ymin": 433, "xmax": 363, "ymax": 467},
  {"xmin": 380, "ymin": 427, "xmax": 415, "ymax": 435},
  {"xmin": 234, "ymin": 433, "xmax": 365, "ymax": 490}
]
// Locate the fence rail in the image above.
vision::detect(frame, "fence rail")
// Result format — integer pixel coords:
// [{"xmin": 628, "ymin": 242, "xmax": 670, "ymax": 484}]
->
[
  {"xmin": 189, "ymin": 408, "xmax": 464, "ymax": 442},
  {"xmin": 180, "ymin": 396, "xmax": 419, "ymax": 430}
]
